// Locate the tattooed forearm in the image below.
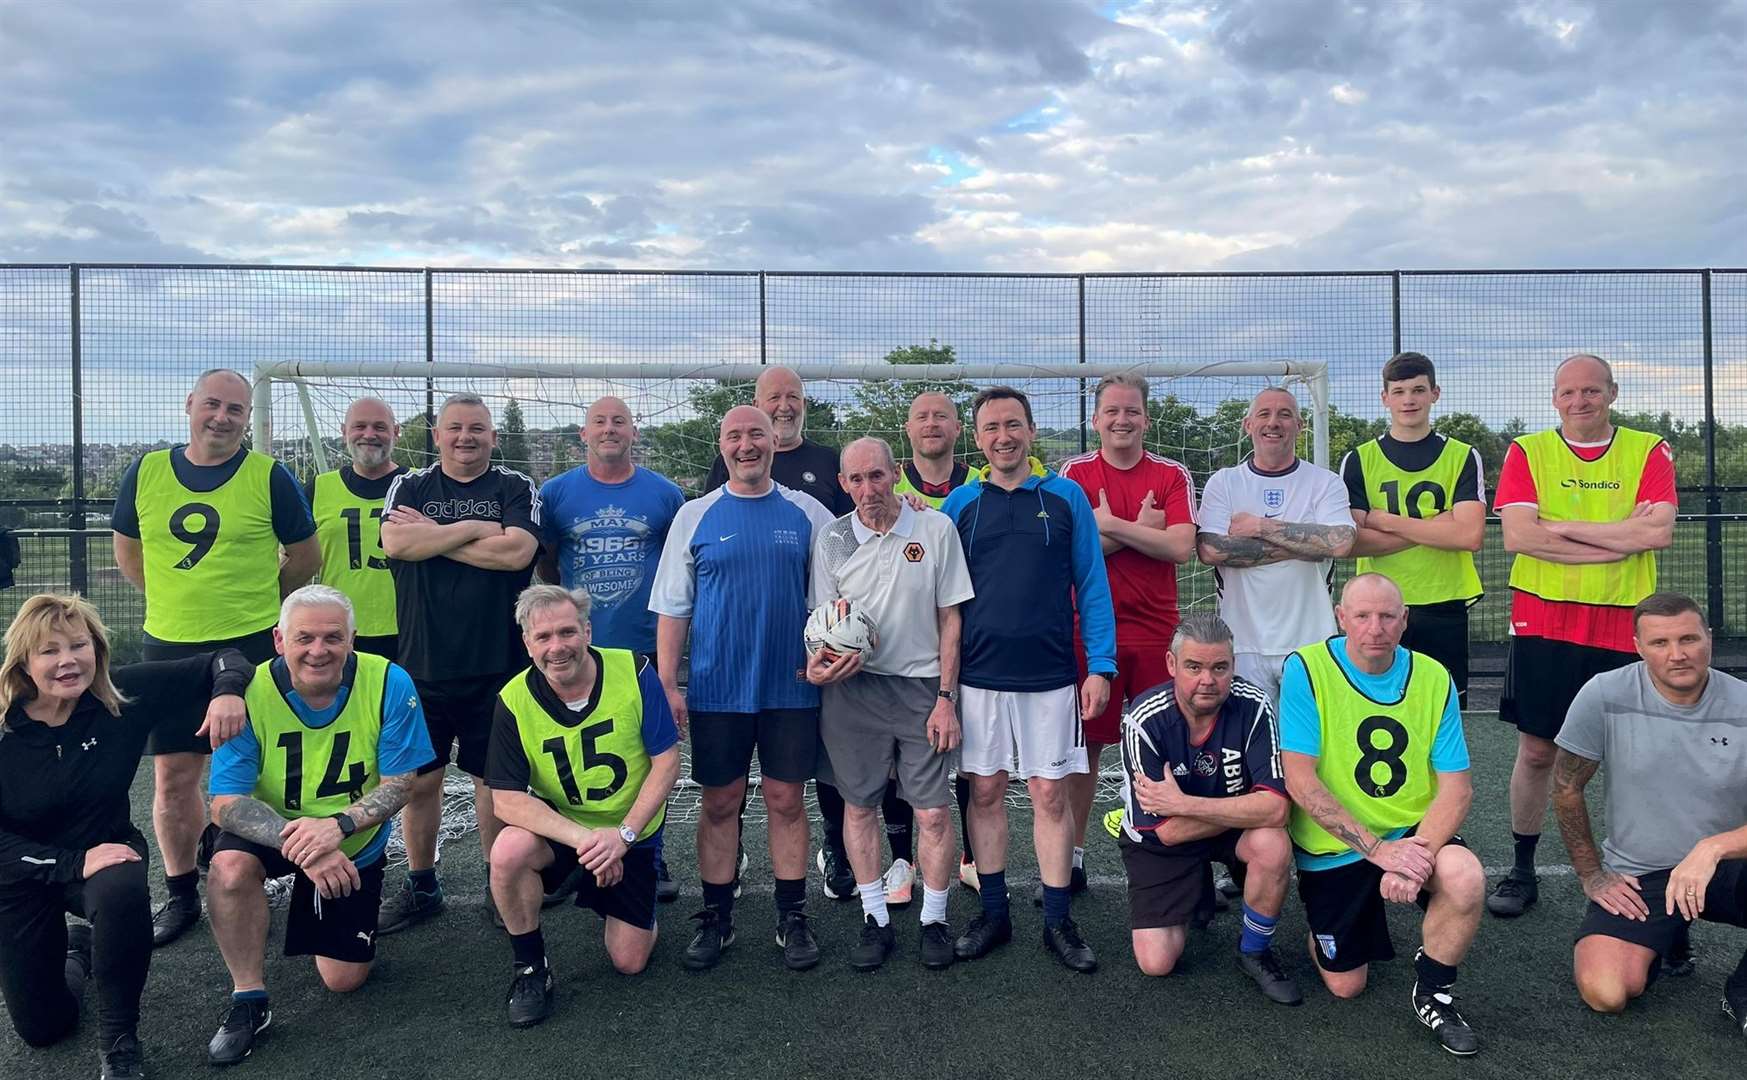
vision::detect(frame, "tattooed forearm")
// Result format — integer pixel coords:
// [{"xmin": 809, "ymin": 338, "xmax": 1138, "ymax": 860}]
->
[
  {"xmin": 1301, "ymin": 785, "xmax": 1378, "ymax": 856},
  {"xmin": 218, "ymin": 797, "xmax": 292, "ymax": 850},
  {"xmin": 1198, "ymin": 532, "xmax": 1289, "ymax": 568},
  {"xmin": 1259, "ymin": 521, "xmax": 1356, "ymax": 559},
  {"xmin": 1550, "ymin": 750, "xmax": 1604, "ymax": 877},
  {"xmin": 345, "ymin": 773, "xmax": 416, "ymax": 830}
]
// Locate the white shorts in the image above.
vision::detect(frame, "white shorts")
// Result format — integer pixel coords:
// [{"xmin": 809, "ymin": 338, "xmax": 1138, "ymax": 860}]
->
[
  {"xmin": 958, "ymin": 684, "xmax": 1087, "ymax": 781},
  {"xmin": 1234, "ymin": 651, "xmax": 1292, "ymax": 709}
]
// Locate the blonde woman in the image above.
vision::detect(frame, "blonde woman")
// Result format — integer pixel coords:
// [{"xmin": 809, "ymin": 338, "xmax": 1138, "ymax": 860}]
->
[{"xmin": 0, "ymin": 594, "xmax": 251, "ymax": 1079}]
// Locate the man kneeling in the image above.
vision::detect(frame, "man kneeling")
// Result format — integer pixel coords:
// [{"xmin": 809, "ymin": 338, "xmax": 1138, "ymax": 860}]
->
[
  {"xmin": 486, "ymin": 585, "xmax": 680, "ymax": 1027},
  {"xmin": 1553, "ymin": 592, "xmax": 1747, "ymax": 1033},
  {"xmin": 1115, "ymin": 613, "xmax": 1301, "ymax": 1004},
  {"xmin": 1281, "ymin": 573, "xmax": 1484, "ymax": 1056},
  {"xmin": 206, "ymin": 585, "xmax": 432, "ymax": 1066}
]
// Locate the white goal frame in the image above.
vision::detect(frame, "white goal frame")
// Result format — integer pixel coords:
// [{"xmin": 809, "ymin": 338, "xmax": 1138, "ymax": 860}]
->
[{"xmin": 251, "ymin": 358, "xmax": 1332, "ymax": 467}]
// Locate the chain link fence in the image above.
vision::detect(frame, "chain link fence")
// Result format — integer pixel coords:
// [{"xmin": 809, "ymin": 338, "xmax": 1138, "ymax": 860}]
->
[{"xmin": 3, "ymin": 265, "xmax": 1744, "ymax": 665}]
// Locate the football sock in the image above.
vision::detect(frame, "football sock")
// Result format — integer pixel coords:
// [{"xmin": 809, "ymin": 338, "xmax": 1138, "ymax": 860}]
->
[
  {"xmin": 883, "ymin": 780, "xmax": 914, "ymax": 864},
  {"xmin": 920, "ymin": 885, "xmax": 949, "ymax": 926},
  {"xmin": 1072, "ymin": 846, "xmax": 1085, "ymax": 871},
  {"xmin": 1041, "ymin": 883, "xmax": 1071, "ymax": 929},
  {"xmin": 1238, "ymin": 903, "xmax": 1278, "ymax": 954},
  {"xmin": 1414, "ymin": 948, "xmax": 1459, "ymax": 992},
  {"xmin": 232, "ymin": 988, "xmax": 269, "ymax": 1005},
  {"xmin": 702, "ymin": 879, "xmax": 736, "ymax": 923},
  {"xmin": 165, "ymin": 870, "xmax": 198, "ymax": 900},
  {"xmin": 509, "ymin": 929, "xmax": 545, "ymax": 971},
  {"xmin": 408, "ymin": 868, "xmax": 439, "ymax": 894},
  {"xmin": 773, "ymin": 876, "xmax": 806, "ymax": 916},
  {"xmin": 1511, "ymin": 832, "xmax": 1539, "ymax": 877},
  {"xmin": 857, "ymin": 880, "xmax": 890, "ymax": 927},
  {"xmin": 817, "ymin": 783, "xmax": 849, "ymax": 861},
  {"xmin": 980, "ymin": 870, "xmax": 1009, "ymax": 922},
  {"xmin": 956, "ymin": 776, "xmax": 976, "ymax": 865}
]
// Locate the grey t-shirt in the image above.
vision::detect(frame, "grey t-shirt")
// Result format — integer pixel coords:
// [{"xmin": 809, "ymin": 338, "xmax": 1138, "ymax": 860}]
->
[{"xmin": 1556, "ymin": 663, "xmax": 1747, "ymax": 876}]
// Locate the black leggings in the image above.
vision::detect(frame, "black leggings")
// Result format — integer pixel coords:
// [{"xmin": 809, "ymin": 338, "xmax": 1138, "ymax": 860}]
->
[{"xmin": 0, "ymin": 857, "xmax": 152, "ymax": 1047}]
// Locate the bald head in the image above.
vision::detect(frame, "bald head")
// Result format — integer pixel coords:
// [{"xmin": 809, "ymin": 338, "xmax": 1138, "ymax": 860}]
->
[
  {"xmin": 193, "ymin": 368, "xmax": 251, "ymax": 397},
  {"xmin": 1341, "ymin": 572, "xmax": 1404, "ymax": 609},
  {"xmin": 343, "ymin": 397, "xmax": 399, "ymax": 472},
  {"xmin": 1243, "ymin": 386, "xmax": 1302, "ymax": 469},
  {"xmin": 720, "ymin": 405, "xmax": 775, "ymax": 491},
  {"xmin": 906, "ymin": 391, "xmax": 961, "ymax": 462},
  {"xmin": 584, "ymin": 395, "xmax": 637, "ymax": 469},
  {"xmin": 842, "ymin": 436, "xmax": 897, "ymax": 475},
  {"xmin": 1337, "ymin": 572, "xmax": 1408, "ymax": 670},
  {"xmin": 1552, "ymin": 352, "xmax": 1618, "ymax": 438},
  {"xmin": 755, "ymin": 366, "xmax": 806, "ymax": 449},
  {"xmin": 185, "ymin": 368, "xmax": 252, "ymax": 461}
]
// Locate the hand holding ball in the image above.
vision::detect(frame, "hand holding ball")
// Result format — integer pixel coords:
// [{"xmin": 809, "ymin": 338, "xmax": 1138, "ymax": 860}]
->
[{"xmin": 804, "ymin": 598, "xmax": 880, "ymax": 661}]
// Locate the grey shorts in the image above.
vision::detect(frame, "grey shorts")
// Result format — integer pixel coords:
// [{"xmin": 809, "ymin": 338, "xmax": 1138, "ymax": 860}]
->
[{"xmin": 820, "ymin": 672, "xmax": 953, "ymax": 809}]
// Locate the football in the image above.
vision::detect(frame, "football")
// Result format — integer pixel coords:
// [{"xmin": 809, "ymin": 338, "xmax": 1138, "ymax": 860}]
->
[{"xmin": 804, "ymin": 598, "xmax": 880, "ymax": 658}]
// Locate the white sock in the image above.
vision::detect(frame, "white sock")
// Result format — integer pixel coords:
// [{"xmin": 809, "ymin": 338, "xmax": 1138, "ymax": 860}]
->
[
  {"xmin": 857, "ymin": 880, "xmax": 890, "ymax": 927},
  {"xmin": 1072, "ymin": 846, "xmax": 1085, "ymax": 870},
  {"xmin": 920, "ymin": 885, "xmax": 949, "ymax": 926}
]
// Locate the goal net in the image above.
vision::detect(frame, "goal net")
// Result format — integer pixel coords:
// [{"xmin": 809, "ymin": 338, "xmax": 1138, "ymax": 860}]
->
[{"xmin": 252, "ymin": 358, "xmax": 1328, "ymax": 836}]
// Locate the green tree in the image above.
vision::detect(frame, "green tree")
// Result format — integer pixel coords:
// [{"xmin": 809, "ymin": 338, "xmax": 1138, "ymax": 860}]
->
[
  {"xmin": 839, "ymin": 340, "xmax": 975, "ymax": 458},
  {"xmin": 495, "ymin": 397, "xmax": 530, "ymax": 473},
  {"xmin": 549, "ymin": 428, "xmax": 578, "ymax": 478},
  {"xmin": 392, "ymin": 411, "xmax": 432, "ymax": 469}
]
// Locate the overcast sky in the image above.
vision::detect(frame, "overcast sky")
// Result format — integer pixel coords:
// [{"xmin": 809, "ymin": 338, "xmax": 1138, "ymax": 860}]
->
[{"xmin": 4, "ymin": 0, "xmax": 1744, "ymax": 271}]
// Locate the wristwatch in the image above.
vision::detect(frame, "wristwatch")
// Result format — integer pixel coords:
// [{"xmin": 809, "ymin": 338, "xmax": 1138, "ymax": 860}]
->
[
  {"xmin": 937, "ymin": 688, "xmax": 959, "ymax": 704},
  {"xmin": 331, "ymin": 812, "xmax": 357, "ymax": 838},
  {"xmin": 617, "ymin": 824, "xmax": 638, "ymax": 846}
]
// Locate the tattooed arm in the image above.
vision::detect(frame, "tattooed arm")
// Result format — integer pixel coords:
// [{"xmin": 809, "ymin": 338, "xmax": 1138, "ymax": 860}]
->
[
  {"xmin": 343, "ymin": 772, "xmax": 417, "ymax": 831},
  {"xmin": 1239, "ymin": 516, "xmax": 1357, "ymax": 560},
  {"xmin": 1197, "ymin": 530, "xmax": 1292, "ymax": 568},
  {"xmin": 211, "ymin": 795, "xmax": 291, "ymax": 850},
  {"xmin": 1283, "ymin": 750, "xmax": 1434, "ymax": 883}
]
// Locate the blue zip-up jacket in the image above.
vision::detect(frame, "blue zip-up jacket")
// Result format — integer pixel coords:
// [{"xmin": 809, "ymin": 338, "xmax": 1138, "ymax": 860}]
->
[{"xmin": 940, "ymin": 466, "xmax": 1117, "ymax": 692}]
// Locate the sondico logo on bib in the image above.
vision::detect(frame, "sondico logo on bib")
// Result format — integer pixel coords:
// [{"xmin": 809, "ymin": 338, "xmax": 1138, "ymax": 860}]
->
[{"xmin": 1559, "ymin": 478, "xmax": 1622, "ymax": 490}]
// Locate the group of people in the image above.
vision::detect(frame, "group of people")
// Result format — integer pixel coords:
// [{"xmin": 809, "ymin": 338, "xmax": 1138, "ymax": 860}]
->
[{"xmin": 0, "ymin": 353, "xmax": 1743, "ymax": 1077}]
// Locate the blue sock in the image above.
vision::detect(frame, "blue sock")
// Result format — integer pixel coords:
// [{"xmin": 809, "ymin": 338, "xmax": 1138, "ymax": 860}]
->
[
  {"xmin": 232, "ymin": 988, "xmax": 268, "ymax": 1004},
  {"xmin": 1239, "ymin": 902, "xmax": 1278, "ymax": 954},
  {"xmin": 980, "ymin": 870, "xmax": 1009, "ymax": 922},
  {"xmin": 1041, "ymin": 883, "xmax": 1071, "ymax": 929}
]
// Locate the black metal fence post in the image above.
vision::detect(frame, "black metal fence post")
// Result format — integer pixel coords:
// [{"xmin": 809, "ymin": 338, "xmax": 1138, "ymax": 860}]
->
[
  {"xmin": 758, "ymin": 272, "xmax": 768, "ymax": 365},
  {"xmin": 423, "ymin": 268, "xmax": 435, "ymax": 456},
  {"xmin": 68, "ymin": 264, "xmax": 88, "ymax": 595},
  {"xmin": 1702, "ymin": 269, "xmax": 1724, "ymax": 632},
  {"xmin": 1077, "ymin": 274, "xmax": 1088, "ymax": 453},
  {"xmin": 1390, "ymin": 270, "xmax": 1402, "ymax": 355}
]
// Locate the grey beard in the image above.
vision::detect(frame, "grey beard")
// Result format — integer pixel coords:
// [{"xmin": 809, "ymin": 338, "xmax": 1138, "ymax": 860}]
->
[{"xmin": 350, "ymin": 442, "xmax": 393, "ymax": 469}]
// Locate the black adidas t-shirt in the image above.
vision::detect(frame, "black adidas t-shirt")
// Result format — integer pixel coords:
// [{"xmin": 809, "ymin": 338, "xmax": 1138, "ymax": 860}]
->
[
  {"xmin": 704, "ymin": 437, "xmax": 853, "ymax": 515},
  {"xmin": 384, "ymin": 464, "xmax": 540, "ymax": 682},
  {"xmin": 1340, "ymin": 433, "xmax": 1482, "ymax": 513},
  {"xmin": 1119, "ymin": 676, "xmax": 1285, "ymax": 857}
]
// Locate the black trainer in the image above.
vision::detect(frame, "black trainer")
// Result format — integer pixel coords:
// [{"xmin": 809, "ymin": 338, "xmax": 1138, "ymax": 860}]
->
[
  {"xmin": 919, "ymin": 921, "xmax": 956, "ymax": 970},
  {"xmin": 683, "ymin": 910, "xmax": 734, "ymax": 971},
  {"xmin": 849, "ymin": 915, "xmax": 896, "ymax": 972},
  {"xmin": 207, "ymin": 997, "xmax": 271, "ymax": 1066},
  {"xmin": 816, "ymin": 848, "xmax": 855, "ymax": 901},
  {"xmin": 150, "ymin": 893, "xmax": 200, "ymax": 948},
  {"xmin": 377, "ymin": 878, "xmax": 444, "ymax": 936},
  {"xmin": 101, "ymin": 1032, "xmax": 145, "ymax": 1080},
  {"xmin": 776, "ymin": 910, "xmax": 821, "ymax": 971},
  {"xmin": 1724, "ymin": 984, "xmax": 1747, "ymax": 1038},
  {"xmin": 1032, "ymin": 865, "xmax": 1090, "ymax": 906},
  {"xmin": 506, "ymin": 962, "xmax": 555, "ymax": 1028},
  {"xmin": 1485, "ymin": 869, "xmax": 1538, "ymax": 918},
  {"xmin": 954, "ymin": 912, "xmax": 1013, "ymax": 960},
  {"xmin": 1662, "ymin": 929, "xmax": 1696, "ymax": 977},
  {"xmin": 656, "ymin": 858, "xmax": 680, "ymax": 903},
  {"xmin": 1238, "ymin": 948, "xmax": 1304, "ymax": 1005},
  {"xmin": 1414, "ymin": 983, "xmax": 1480, "ymax": 1055},
  {"xmin": 1215, "ymin": 864, "xmax": 1243, "ymax": 898},
  {"xmin": 1042, "ymin": 916, "xmax": 1098, "ymax": 973}
]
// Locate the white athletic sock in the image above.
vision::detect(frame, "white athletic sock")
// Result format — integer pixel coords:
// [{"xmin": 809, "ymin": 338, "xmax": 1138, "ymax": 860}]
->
[
  {"xmin": 857, "ymin": 880, "xmax": 890, "ymax": 927},
  {"xmin": 920, "ymin": 885, "xmax": 949, "ymax": 926},
  {"xmin": 1072, "ymin": 846, "xmax": 1085, "ymax": 870}
]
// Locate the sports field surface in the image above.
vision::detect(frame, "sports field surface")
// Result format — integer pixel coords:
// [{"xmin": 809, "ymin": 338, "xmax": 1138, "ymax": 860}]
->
[{"xmin": 4, "ymin": 707, "xmax": 1741, "ymax": 1079}]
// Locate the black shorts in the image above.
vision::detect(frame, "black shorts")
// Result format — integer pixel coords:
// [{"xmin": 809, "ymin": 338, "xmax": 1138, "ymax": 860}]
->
[
  {"xmin": 1499, "ymin": 636, "xmax": 1636, "ymax": 740},
  {"xmin": 142, "ymin": 628, "xmax": 278, "ymax": 755},
  {"xmin": 416, "ymin": 675, "xmax": 505, "ymax": 778},
  {"xmin": 1120, "ymin": 831, "xmax": 1241, "ymax": 930},
  {"xmin": 689, "ymin": 709, "xmax": 821, "ymax": 787},
  {"xmin": 354, "ymin": 634, "xmax": 399, "ymax": 664},
  {"xmin": 1403, "ymin": 601, "xmax": 1470, "ymax": 708},
  {"xmin": 1297, "ymin": 835, "xmax": 1468, "ymax": 974},
  {"xmin": 1575, "ymin": 861, "xmax": 1747, "ymax": 967},
  {"xmin": 207, "ymin": 828, "xmax": 385, "ymax": 963},
  {"xmin": 538, "ymin": 834, "xmax": 660, "ymax": 931}
]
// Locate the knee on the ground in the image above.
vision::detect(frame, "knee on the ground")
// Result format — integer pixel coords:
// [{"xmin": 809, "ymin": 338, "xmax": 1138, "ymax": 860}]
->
[
  {"xmin": 609, "ymin": 948, "xmax": 651, "ymax": 975},
  {"xmin": 1575, "ymin": 969, "xmax": 1640, "ymax": 1014},
  {"xmin": 1322, "ymin": 970, "xmax": 1368, "ymax": 999},
  {"xmin": 317, "ymin": 960, "xmax": 372, "ymax": 994},
  {"xmin": 1134, "ymin": 947, "xmax": 1182, "ymax": 978},
  {"xmin": 12, "ymin": 1009, "xmax": 77, "ymax": 1049}
]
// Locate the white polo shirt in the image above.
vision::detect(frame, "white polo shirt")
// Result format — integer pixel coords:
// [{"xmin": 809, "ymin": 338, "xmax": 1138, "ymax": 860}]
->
[
  {"xmin": 1198, "ymin": 457, "xmax": 1351, "ymax": 656},
  {"xmin": 810, "ymin": 501, "xmax": 974, "ymax": 679}
]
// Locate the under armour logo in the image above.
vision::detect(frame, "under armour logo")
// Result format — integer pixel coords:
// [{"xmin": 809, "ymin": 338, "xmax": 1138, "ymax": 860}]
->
[{"xmin": 81, "ymin": 738, "xmax": 98, "ymax": 751}]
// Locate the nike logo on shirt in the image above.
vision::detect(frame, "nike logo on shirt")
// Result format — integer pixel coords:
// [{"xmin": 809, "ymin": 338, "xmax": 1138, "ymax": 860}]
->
[{"xmin": 718, "ymin": 534, "xmax": 736, "ymax": 542}]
